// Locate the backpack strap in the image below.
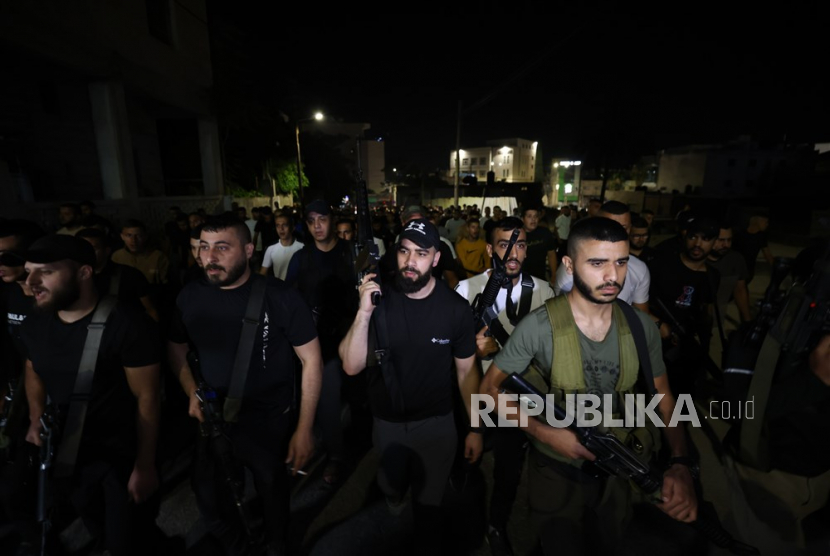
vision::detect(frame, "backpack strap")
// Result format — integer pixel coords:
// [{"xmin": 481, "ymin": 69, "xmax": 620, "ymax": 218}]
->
[
  {"xmin": 54, "ymin": 295, "xmax": 118, "ymax": 478},
  {"xmin": 223, "ymin": 274, "xmax": 268, "ymax": 423},
  {"xmin": 615, "ymin": 300, "xmax": 657, "ymax": 396},
  {"xmin": 369, "ymin": 300, "xmax": 406, "ymax": 415}
]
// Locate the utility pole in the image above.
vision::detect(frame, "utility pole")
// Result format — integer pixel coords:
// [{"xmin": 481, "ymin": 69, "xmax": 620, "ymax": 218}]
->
[{"xmin": 454, "ymin": 100, "xmax": 462, "ymax": 208}]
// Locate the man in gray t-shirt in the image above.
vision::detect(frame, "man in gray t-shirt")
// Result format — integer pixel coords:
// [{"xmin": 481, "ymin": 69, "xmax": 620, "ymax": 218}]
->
[{"xmin": 480, "ymin": 216, "xmax": 697, "ymax": 555}]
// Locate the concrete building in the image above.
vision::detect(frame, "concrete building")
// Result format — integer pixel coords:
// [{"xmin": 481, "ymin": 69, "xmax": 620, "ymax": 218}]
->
[
  {"xmin": 309, "ymin": 121, "xmax": 386, "ymax": 198},
  {"xmin": 655, "ymin": 136, "xmax": 817, "ymax": 198},
  {"xmin": 0, "ymin": 0, "xmax": 221, "ymax": 230},
  {"xmin": 450, "ymin": 138, "xmax": 541, "ymax": 185}
]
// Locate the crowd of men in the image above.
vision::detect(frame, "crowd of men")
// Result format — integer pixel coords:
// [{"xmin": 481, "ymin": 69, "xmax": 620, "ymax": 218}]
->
[{"xmin": 0, "ymin": 197, "xmax": 827, "ymax": 556}]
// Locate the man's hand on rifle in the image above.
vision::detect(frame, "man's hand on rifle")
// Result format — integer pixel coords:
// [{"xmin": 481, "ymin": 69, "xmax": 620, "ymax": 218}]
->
[
  {"xmin": 128, "ymin": 463, "xmax": 159, "ymax": 503},
  {"xmin": 475, "ymin": 326, "xmax": 499, "ymax": 360},
  {"xmin": 26, "ymin": 419, "xmax": 42, "ymax": 447},
  {"xmin": 188, "ymin": 389, "xmax": 204, "ymax": 423},
  {"xmin": 358, "ymin": 272, "xmax": 381, "ymax": 314},
  {"xmin": 285, "ymin": 428, "xmax": 315, "ymax": 477},
  {"xmin": 536, "ymin": 425, "xmax": 596, "ymax": 461},
  {"xmin": 658, "ymin": 464, "xmax": 698, "ymax": 523}
]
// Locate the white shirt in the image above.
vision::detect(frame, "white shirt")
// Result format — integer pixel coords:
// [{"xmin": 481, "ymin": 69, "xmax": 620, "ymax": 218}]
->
[
  {"xmin": 555, "ymin": 213, "xmax": 572, "ymax": 240},
  {"xmin": 261, "ymin": 240, "xmax": 304, "ymax": 280},
  {"xmin": 554, "ymin": 253, "xmax": 650, "ymax": 305}
]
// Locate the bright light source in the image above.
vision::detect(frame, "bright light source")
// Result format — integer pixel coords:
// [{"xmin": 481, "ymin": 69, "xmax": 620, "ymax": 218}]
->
[
  {"xmin": 565, "ymin": 183, "xmax": 573, "ymax": 194},
  {"xmin": 553, "ymin": 163, "xmax": 559, "ymax": 168},
  {"xmin": 555, "ymin": 184, "xmax": 560, "ymax": 190},
  {"xmin": 313, "ymin": 112, "xmax": 324, "ymax": 121}
]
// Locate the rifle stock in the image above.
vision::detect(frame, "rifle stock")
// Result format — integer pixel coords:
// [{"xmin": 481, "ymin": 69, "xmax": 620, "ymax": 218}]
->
[{"xmin": 500, "ymin": 373, "xmax": 760, "ymax": 555}]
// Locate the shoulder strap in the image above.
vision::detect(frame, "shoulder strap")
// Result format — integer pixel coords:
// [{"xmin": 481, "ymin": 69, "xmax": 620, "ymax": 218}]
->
[
  {"xmin": 516, "ymin": 273, "xmax": 534, "ymax": 322},
  {"xmin": 54, "ymin": 295, "xmax": 118, "ymax": 478},
  {"xmin": 369, "ymin": 300, "xmax": 406, "ymax": 414},
  {"xmin": 223, "ymin": 274, "xmax": 268, "ymax": 423},
  {"xmin": 614, "ymin": 300, "xmax": 657, "ymax": 396}
]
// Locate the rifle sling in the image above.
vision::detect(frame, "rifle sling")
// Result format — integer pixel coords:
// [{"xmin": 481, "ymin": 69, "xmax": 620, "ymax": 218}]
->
[
  {"xmin": 54, "ymin": 295, "xmax": 118, "ymax": 478},
  {"xmin": 614, "ymin": 300, "xmax": 657, "ymax": 396},
  {"xmin": 224, "ymin": 274, "xmax": 268, "ymax": 423},
  {"xmin": 488, "ymin": 273, "xmax": 534, "ymax": 347},
  {"xmin": 369, "ymin": 300, "xmax": 406, "ymax": 415}
]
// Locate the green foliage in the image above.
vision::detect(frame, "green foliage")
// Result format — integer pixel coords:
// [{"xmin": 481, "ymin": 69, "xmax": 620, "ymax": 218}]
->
[
  {"xmin": 224, "ymin": 184, "xmax": 261, "ymax": 198},
  {"xmin": 265, "ymin": 158, "xmax": 304, "ymax": 195}
]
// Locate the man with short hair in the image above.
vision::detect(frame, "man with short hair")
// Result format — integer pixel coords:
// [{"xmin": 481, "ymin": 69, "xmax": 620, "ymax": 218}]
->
[
  {"xmin": 454, "ymin": 216, "xmax": 555, "ymax": 554},
  {"xmin": 340, "ymin": 217, "xmax": 483, "ymax": 553},
  {"xmin": 553, "ymin": 201, "xmax": 653, "ymax": 317},
  {"xmin": 522, "ymin": 206, "xmax": 558, "ymax": 286},
  {"xmin": 285, "ymin": 199, "xmax": 359, "ymax": 485},
  {"xmin": 586, "ymin": 198, "xmax": 602, "ymax": 218},
  {"xmin": 55, "ymin": 203, "xmax": 85, "ymax": 236},
  {"xmin": 260, "ymin": 213, "xmax": 304, "ymax": 280},
  {"xmin": 649, "ymin": 214, "xmax": 718, "ymax": 398},
  {"xmin": 707, "ymin": 223, "xmax": 752, "ymax": 327},
  {"xmin": 445, "ymin": 209, "xmax": 466, "ymax": 241},
  {"xmin": 112, "ymin": 220, "xmax": 170, "ymax": 287},
  {"xmin": 22, "ymin": 234, "xmax": 162, "ymax": 555},
  {"xmin": 169, "ymin": 215, "xmax": 322, "ymax": 555},
  {"xmin": 480, "ymin": 217, "xmax": 697, "ymax": 555},
  {"xmin": 629, "ymin": 215, "xmax": 656, "ymax": 266},
  {"xmin": 76, "ymin": 227, "xmax": 159, "ymax": 322},
  {"xmin": 456, "ymin": 218, "xmax": 491, "ymax": 278}
]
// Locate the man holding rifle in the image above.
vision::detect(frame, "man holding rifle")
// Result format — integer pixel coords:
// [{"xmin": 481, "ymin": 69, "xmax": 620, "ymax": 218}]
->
[
  {"xmin": 454, "ymin": 216, "xmax": 554, "ymax": 555},
  {"xmin": 169, "ymin": 214, "xmax": 322, "ymax": 555},
  {"xmin": 340, "ymin": 217, "xmax": 482, "ymax": 555},
  {"xmin": 479, "ymin": 217, "xmax": 697, "ymax": 555}
]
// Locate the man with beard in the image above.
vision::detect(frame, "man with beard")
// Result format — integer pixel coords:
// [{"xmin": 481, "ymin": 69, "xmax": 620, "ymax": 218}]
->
[
  {"xmin": 629, "ymin": 215, "xmax": 656, "ymax": 267},
  {"xmin": 285, "ymin": 199, "xmax": 359, "ymax": 485},
  {"xmin": 707, "ymin": 222, "xmax": 752, "ymax": 325},
  {"xmin": 20, "ymin": 234, "xmax": 162, "ymax": 555},
  {"xmin": 168, "ymin": 214, "xmax": 322, "ymax": 555},
  {"xmin": 76, "ymin": 227, "xmax": 159, "ymax": 321},
  {"xmin": 454, "ymin": 216, "xmax": 554, "ymax": 555},
  {"xmin": 112, "ymin": 219, "xmax": 170, "ymax": 288},
  {"xmin": 648, "ymin": 214, "xmax": 718, "ymax": 398},
  {"xmin": 55, "ymin": 203, "xmax": 85, "ymax": 236},
  {"xmin": 553, "ymin": 202, "xmax": 658, "ymax": 332},
  {"xmin": 260, "ymin": 212, "xmax": 304, "ymax": 280},
  {"xmin": 480, "ymin": 217, "xmax": 698, "ymax": 556},
  {"xmin": 182, "ymin": 225, "xmax": 207, "ymax": 285},
  {"xmin": 339, "ymin": 217, "xmax": 483, "ymax": 555}
]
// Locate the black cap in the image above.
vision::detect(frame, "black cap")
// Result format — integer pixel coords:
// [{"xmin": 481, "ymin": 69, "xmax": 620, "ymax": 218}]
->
[
  {"xmin": 26, "ymin": 235, "xmax": 96, "ymax": 267},
  {"xmin": 399, "ymin": 218, "xmax": 441, "ymax": 250},
  {"xmin": 685, "ymin": 215, "xmax": 719, "ymax": 239},
  {"xmin": 305, "ymin": 199, "xmax": 331, "ymax": 216}
]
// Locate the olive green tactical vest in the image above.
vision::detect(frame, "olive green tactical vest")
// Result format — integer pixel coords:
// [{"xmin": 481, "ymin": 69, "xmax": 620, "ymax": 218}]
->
[{"xmin": 524, "ymin": 295, "xmax": 661, "ymax": 467}]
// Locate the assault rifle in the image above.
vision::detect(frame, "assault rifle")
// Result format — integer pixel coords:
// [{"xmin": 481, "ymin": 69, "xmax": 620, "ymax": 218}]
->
[
  {"xmin": 470, "ymin": 227, "xmax": 520, "ymax": 352},
  {"xmin": 353, "ymin": 137, "xmax": 381, "ymax": 305},
  {"xmin": 37, "ymin": 404, "xmax": 57, "ymax": 556},
  {"xmin": 500, "ymin": 373, "xmax": 760, "ymax": 555},
  {"xmin": 188, "ymin": 351, "xmax": 261, "ymax": 548}
]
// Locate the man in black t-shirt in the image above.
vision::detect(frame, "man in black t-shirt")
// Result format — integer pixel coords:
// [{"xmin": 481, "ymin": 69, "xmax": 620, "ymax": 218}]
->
[
  {"xmin": 20, "ymin": 234, "xmax": 162, "ymax": 556},
  {"xmin": 168, "ymin": 214, "xmax": 322, "ymax": 555},
  {"xmin": 523, "ymin": 206, "xmax": 558, "ymax": 286},
  {"xmin": 649, "ymin": 215, "xmax": 718, "ymax": 398},
  {"xmin": 285, "ymin": 199, "xmax": 359, "ymax": 486},
  {"xmin": 340, "ymin": 217, "xmax": 483, "ymax": 554}
]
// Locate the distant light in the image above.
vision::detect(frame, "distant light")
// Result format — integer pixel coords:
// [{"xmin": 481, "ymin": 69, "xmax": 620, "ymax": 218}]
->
[
  {"xmin": 553, "ymin": 163, "xmax": 559, "ymax": 168},
  {"xmin": 393, "ymin": 168, "xmax": 397, "ymax": 172},
  {"xmin": 555, "ymin": 184, "xmax": 560, "ymax": 190},
  {"xmin": 565, "ymin": 183, "xmax": 573, "ymax": 194},
  {"xmin": 313, "ymin": 112, "xmax": 324, "ymax": 121}
]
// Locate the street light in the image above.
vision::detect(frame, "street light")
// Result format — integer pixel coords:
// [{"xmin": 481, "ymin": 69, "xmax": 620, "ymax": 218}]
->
[{"xmin": 295, "ymin": 111, "xmax": 324, "ymax": 206}]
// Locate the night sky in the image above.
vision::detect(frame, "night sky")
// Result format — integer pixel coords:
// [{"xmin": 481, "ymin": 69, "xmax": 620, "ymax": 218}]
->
[{"xmin": 215, "ymin": 7, "xmax": 827, "ymax": 172}]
